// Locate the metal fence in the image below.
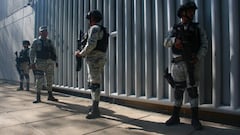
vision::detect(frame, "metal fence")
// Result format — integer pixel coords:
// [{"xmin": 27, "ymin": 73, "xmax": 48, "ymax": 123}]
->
[{"xmin": 30, "ymin": 0, "xmax": 240, "ymax": 115}]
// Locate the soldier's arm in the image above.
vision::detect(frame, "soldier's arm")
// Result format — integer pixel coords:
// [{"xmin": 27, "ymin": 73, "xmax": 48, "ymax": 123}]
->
[
  {"xmin": 197, "ymin": 26, "xmax": 208, "ymax": 60},
  {"xmin": 49, "ymin": 39, "xmax": 57, "ymax": 61},
  {"xmin": 80, "ymin": 25, "xmax": 100, "ymax": 56},
  {"xmin": 164, "ymin": 27, "xmax": 176, "ymax": 48},
  {"xmin": 50, "ymin": 39, "xmax": 56, "ymax": 55},
  {"xmin": 29, "ymin": 40, "xmax": 37, "ymax": 64}
]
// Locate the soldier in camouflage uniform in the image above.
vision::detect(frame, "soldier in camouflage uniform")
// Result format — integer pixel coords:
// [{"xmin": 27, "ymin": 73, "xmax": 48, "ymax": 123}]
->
[
  {"xmin": 30, "ymin": 26, "xmax": 58, "ymax": 103},
  {"xmin": 163, "ymin": 2, "xmax": 208, "ymax": 130},
  {"xmin": 16, "ymin": 40, "xmax": 31, "ymax": 91},
  {"xmin": 75, "ymin": 10, "xmax": 107, "ymax": 119}
]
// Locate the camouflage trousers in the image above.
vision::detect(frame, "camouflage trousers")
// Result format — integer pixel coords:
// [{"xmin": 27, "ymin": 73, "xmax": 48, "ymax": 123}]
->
[
  {"xmin": 171, "ymin": 61, "xmax": 201, "ymax": 108},
  {"xmin": 34, "ymin": 59, "xmax": 54, "ymax": 93},
  {"xmin": 19, "ymin": 62, "xmax": 30, "ymax": 83},
  {"xmin": 86, "ymin": 54, "xmax": 106, "ymax": 101}
]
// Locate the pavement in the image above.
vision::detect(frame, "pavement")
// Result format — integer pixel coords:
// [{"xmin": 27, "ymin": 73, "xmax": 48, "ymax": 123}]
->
[{"xmin": 0, "ymin": 82, "xmax": 239, "ymax": 135}]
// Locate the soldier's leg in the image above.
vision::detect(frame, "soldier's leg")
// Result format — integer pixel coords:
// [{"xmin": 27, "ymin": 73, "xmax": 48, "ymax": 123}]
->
[
  {"xmin": 45, "ymin": 62, "xmax": 58, "ymax": 101},
  {"xmin": 24, "ymin": 63, "xmax": 30, "ymax": 91},
  {"xmin": 166, "ymin": 82, "xmax": 186, "ymax": 126},
  {"xmin": 187, "ymin": 87, "xmax": 202, "ymax": 130},
  {"xmin": 86, "ymin": 83, "xmax": 101, "ymax": 119},
  {"xmin": 17, "ymin": 71, "xmax": 24, "ymax": 91},
  {"xmin": 25, "ymin": 73, "xmax": 30, "ymax": 91},
  {"xmin": 86, "ymin": 60, "xmax": 105, "ymax": 119},
  {"xmin": 33, "ymin": 70, "xmax": 44, "ymax": 103},
  {"xmin": 42, "ymin": 74, "xmax": 47, "ymax": 90},
  {"xmin": 32, "ymin": 69, "xmax": 37, "ymax": 86},
  {"xmin": 166, "ymin": 62, "xmax": 186, "ymax": 126},
  {"xmin": 187, "ymin": 62, "xmax": 202, "ymax": 130},
  {"xmin": 22, "ymin": 63, "xmax": 30, "ymax": 91}
]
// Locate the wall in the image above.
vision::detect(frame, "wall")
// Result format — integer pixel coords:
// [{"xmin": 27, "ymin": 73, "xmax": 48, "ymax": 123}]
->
[{"xmin": 0, "ymin": 0, "xmax": 35, "ymax": 82}]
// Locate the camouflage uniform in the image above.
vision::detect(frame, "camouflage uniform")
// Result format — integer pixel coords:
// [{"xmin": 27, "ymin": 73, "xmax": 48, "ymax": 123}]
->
[
  {"xmin": 81, "ymin": 24, "xmax": 106, "ymax": 102},
  {"xmin": 76, "ymin": 10, "xmax": 107, "ymax": 119},
  {"xmin": 163, "ymin": 1, "xmax": 208, "ymax": 130},
  {"xmin": 164, "ymin": 24, "xmax": 208, "ymax": 107},
  {"xmin": 30, "ymin": 26, "xmax": 58, "ymax": 103},
  {"xmin": 17, "ymin": 40, "xmax": 30, "ymax": 91}
]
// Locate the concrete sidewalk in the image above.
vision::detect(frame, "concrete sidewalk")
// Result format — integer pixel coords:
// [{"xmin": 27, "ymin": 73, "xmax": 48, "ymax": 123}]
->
[{"xmin": 0, "ymin": 82, "xmax": 239, "ymax": 135}]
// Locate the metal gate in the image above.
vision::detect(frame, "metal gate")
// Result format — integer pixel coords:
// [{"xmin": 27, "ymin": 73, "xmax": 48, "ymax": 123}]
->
[{"xmin": 31, "ymin": 0, "xmax": 240, "ymax": 115}]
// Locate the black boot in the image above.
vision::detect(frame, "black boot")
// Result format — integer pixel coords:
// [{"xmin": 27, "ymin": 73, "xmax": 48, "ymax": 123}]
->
[
  {"xmin": 47, "ymin": 91, "xmax": 58, "ymax": 101},
  {"xmin": 26, "ymin": 82, "xmax": 30, "ymax": 91},
  {"xmin": 33, "ymin": 92, "xmax": 41, "ymax": 103},
  {"xmin": 191, "ymin": 107, "xmax": 203, "ymax": 130},
  {"xmin": 17, "ymin": 82, "xmax": 24, "ymax": 91},
  {"xmin": 165, "ymin": 106, "xmax": 181, "ymax": 126},
  {"xmin": 86, "ymin": 101, "xmax": 100, "ymax": 119}
]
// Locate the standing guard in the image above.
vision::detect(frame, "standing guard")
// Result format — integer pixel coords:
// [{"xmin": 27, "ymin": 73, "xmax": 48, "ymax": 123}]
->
[
  {"xmin": 75, "ymin": 10, "xmax": 109, "ymax": 119},
  {"xmin": 163, "ymin": 1, "xmax": 208, "ymax": 130},
  {"xmin": 30, "ymin": 26, "xmax": 58, "ymax": 103},
  {"xmin": 15, "ymin": 40, "xmax": 31, "ymax": 91}
]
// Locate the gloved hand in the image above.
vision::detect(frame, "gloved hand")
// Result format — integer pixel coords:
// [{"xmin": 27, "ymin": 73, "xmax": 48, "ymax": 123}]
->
[
  {"xmin": 175, "ymin": 38, "xmax": 183, "ymax": 49},
  {"xmin": 75, "ymin": 50, "xmax": 82, "ymax": 57}
]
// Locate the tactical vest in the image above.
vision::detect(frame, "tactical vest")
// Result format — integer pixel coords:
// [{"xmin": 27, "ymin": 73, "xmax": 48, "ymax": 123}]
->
[
  {"xmin": 171, "ymin": 22, "xmax": 200, "ymax": 55},
  {"xmin": 94, "ymin": 25, "xmax": 109, "ymax": 52},
  {"xmin": 19, "ymin": 48, "xmax": 30, "ymax": 63},
  {"xmin": 36, "ymin": 39, "xmax": 56, "ymax": 60}
]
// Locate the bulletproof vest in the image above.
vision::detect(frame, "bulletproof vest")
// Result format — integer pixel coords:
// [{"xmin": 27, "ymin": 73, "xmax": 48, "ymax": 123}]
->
[
  {"xmin": 171, "ymin": 22, "xmax": 200, "ymax": 55},
  {"xmin": 94, "ymin": 25, "xmax": 109, "ymax": 52},
  {"xmin": 36, "ymin": 39, "xmax": 56, "ymax": 60},
  {"xmin": 19, "ymin": 48, "xmax": 30, "ymax": 63}
]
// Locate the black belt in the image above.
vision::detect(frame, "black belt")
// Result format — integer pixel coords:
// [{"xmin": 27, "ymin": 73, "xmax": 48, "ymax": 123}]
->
[{"xmin": 172, "ymin": 56, "xmax": 184, "ymax": 63}]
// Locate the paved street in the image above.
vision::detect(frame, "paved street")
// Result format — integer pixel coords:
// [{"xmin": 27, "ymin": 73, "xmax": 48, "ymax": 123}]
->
[{"xmin": 0, "ymin": 81, "xmax": 239, "ymax": 135}]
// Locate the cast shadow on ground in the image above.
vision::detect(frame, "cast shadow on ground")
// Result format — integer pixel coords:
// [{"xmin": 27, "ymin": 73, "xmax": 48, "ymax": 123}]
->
[{"xmin": 41, "ymin": 97, "xmax": 240, "ymax": 135}]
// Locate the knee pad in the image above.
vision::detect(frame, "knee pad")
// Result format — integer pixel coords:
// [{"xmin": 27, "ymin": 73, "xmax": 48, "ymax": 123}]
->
[
  {"xmin": 174, "ymin": 88, "xmax": 184, "ymax": 100},
  {"xmin": 187, "ymin": 87, "xmax": 198, "ymax": 98},
  {"xmin": 89, "ymin": 83, "xmax": 100, "ymax": 92}
]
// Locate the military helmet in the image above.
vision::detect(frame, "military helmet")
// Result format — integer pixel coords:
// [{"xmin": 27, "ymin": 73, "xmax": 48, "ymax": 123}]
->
[
  {"xmin": 184, "ymin": 1, "xmax": 198, "ymax": 10},
  {"xmin": 177, "ymin": 1, "xmax": 198, "ymax": 18},
  {"xmin": 39, "ymin": 25, "xmax": 47, "ymax": 32},
  {"xmin": 22, "ymin": 40, "xmax": 30, "ymax": 46},
  {"xmin": 177, "ymin": 5, "xmax": 186, "ymax": 18},
  {"xmin": 86, "ymin": 10, "xmax": 102, "ymax": 22}
]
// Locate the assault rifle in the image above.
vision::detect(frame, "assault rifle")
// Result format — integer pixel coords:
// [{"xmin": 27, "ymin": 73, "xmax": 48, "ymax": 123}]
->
[
  {"xmin": 164, "ymin": 23, "xmax": 198, "ymax": 88},
  {"xmin": 76, "ymin": 30, "xmax": 88, "ymax": 71},
  {"xmin": 177, "ymin": 25, "xmax": 196, "ymax": 86},
  {"xmin": 164, "ymin": 68, "xmax": 175, "ymax": 88}
]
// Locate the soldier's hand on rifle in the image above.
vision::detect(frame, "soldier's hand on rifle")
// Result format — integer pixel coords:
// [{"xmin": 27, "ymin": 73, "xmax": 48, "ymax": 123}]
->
[
  {"xmin": 175, "ymin": 38, "xmax": 183, "ymax": 49},
  {"xmin": 190, "ymin": 55, "xmax": 199, "ymax": 64},
  {"xmin": 75, "ymin": 50, "xmax": 82, "ymax": 58}
]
